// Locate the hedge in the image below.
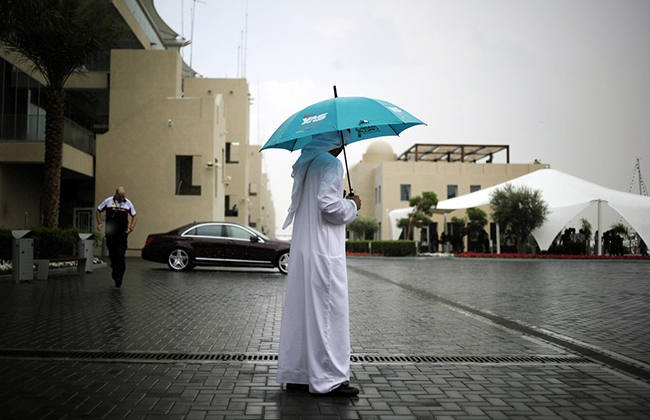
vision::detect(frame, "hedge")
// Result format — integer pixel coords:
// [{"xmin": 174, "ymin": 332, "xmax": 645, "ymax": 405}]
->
[
  {"xmin": 0, "ymin": 227, "xmax": 101, "ymax": 260},
  {"xmin": 346, "ymin": 240, "xmax": 416, "ymax": 257},
  {"xmin": 0, "ymin": 229, "xmax": 11, "ymax": 261}
]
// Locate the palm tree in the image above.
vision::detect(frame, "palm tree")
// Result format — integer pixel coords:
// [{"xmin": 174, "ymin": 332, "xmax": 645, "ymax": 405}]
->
[{"xmin": 0, "ymin": 0, "xmax": 120, "ymax": 227}]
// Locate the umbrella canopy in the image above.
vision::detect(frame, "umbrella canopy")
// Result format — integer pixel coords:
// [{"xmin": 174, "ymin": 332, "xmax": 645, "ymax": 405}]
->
[{"xmin": 260, "ymin": 96, "xmax": 425, "ymax": 152}]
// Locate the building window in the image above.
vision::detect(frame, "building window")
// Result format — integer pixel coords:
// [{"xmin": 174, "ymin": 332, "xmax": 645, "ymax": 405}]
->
[
  {"xmin": 226, "ymin": 225, "xmax": 251, "ymax": 239},
  {"xmin": 249, "ymin": 182, "xmax": 258, "ymax": 196},
  {"xmin": 225, "ymin": 195, "xmax": 239, "ymax": 217},
  {"xmin": 378, "ymin": 185, "xmax": 381, "ymax": 204},
  {"xmin": 470, "ymin": 185, "xmax": 481, "ymax": 193},
  {"xmin": 447, "ymin": 185, "xmax": 458, "ymax": 199},
  {"xmin": 400, "ymin": 184, "xmax": 411, "ymax": 201},
  {"xmin": 175, "ymin": 155, "xmax": 201, "ymax": 195},
  {"xmin": 226, "ymin": 142, "xmax": 239, "ymax": 163}
]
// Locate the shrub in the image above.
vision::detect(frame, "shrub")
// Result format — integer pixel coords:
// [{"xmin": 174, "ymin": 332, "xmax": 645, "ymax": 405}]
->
[
  {"xmin": 346, "ymin": 240, "xmax": 416, "ymax": 256},
  {"xmin": 347, "ymin": 215, "xmax": 379, "ymax": 240},
  {"xmin": 34, "ymin": 227, "xmax": 80, "ymax": 258},
  {"xmin": 0, "ymin": 229, "xmax": 12, "ymax": 260},
  {"xmin": 547, "ymin": 242, "xmax": 586, "ymax": 256},
  {"xmin": 0, "ymin": 227, "xmax": 101, "ymax": 260}
]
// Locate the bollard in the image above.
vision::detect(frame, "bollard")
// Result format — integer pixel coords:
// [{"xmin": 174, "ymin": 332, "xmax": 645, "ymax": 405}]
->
[
  {"xmin": 11, "ymin": 230, "xmax": 34, "ymax": 284},
  {"xmin": 77, "ymin": 233, "xmax": 94, "ymax": 273}
]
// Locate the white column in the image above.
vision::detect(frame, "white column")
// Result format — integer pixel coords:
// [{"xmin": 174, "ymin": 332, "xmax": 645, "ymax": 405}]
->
[
  {"xmin": 385, "ymin": 209, "xmax": 391, "ymax": 240},
  {"xmin": 597, "ymin": 199, "xmax": 603, "ymax": 255},
  {"xmin": 496, "ymin": 223, "xmax": 501, "ymax": 254}
]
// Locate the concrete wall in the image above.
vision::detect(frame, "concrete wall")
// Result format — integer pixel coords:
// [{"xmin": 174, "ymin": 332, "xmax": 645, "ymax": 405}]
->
[
  {"xmin": 248, "ymin": 145, "xmax": 262, "ymax": 228},
  {"xmin": 245, "ymin": 146, "xmax": 276, "ymax": 236},
  {"xmin": 260, "ymin": 172, "xmax": 276, "ymax": 238},
  {"xmin": 190, "ymin": 79, "xmax": 251, "ymax": 226},
  {"xmin": 180, "ymin": 78, "xmax": 251, "ymax": 226},
  {"xmin": 0, "ymin": 163, "xmax": 43, "ymax": 228},
  {"xmin": 0, "ymin": 142, "xmax": 94, "ymax": 228},
  {"xmin": 95, "ymin": 50, "xmax": 226, "ymax": 253}
]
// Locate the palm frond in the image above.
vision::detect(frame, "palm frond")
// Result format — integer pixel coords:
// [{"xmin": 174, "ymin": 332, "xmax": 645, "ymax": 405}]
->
[{"xmin": 0, "ymin": 0, "xmax": 122, "ymax": 89}]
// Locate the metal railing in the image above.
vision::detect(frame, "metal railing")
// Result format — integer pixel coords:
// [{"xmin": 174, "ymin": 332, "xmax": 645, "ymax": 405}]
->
[{"xmin": 0, "ymin": 114, "xmax": 95, "ymax": 155}]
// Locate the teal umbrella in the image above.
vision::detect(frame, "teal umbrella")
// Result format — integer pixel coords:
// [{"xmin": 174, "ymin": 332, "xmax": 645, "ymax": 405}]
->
[
  {"xmin": 261, "ymin": 88, "xmax": 425, "ymax": 152},
  {"xmin": 261, "ymin": 86, "xmax": 425, "ymax": 193}
]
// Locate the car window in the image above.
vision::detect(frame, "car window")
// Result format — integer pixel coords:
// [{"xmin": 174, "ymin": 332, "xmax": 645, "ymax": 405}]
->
[
  {"xmin": 194, "ymin": 224, "xmax": 223, "ymax": 237},
  {"xmin": 247, "ymin": 226, "xmax": 270, "ymax": 240},
  {"xmin": 184, "ymin": 228, "xmax": 197, "ymax": 236},
  {"xmin": 226, "ymin": 225, "xmax": 253, "ymax": 240}
]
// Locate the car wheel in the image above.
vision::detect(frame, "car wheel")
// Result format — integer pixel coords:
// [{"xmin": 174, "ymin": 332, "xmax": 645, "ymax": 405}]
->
[
  {"xmin": 167, "ymin": 248, "xmax": 192, "ymax": 271},
  {"xmin": 276, "ymin": 251, "xmax": 289, "ymax": 275}
]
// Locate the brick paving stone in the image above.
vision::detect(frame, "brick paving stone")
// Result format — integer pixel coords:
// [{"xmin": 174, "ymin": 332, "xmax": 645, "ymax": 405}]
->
[
  {"xmin": 0, "ymin": 259, "xmax": 649, "ymax": 419},
  {"xmin": 349, "ymin": 257, "xmax": 650, "ymax": 364}
]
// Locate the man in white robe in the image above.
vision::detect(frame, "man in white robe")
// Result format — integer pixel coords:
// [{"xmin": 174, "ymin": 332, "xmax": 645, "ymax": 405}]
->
[{"xmin": 277, "ymin": 131, "xmax": 362, "ymax": 397}]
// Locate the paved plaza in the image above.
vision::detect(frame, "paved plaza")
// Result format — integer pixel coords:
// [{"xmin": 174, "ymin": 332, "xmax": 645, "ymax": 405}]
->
[{"xmin": 0, "ymin": 256, "xmax": 649, "ymax": 419}]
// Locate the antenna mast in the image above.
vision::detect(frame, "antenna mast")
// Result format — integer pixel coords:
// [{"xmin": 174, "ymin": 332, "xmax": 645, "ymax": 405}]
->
[
  {"xmin": 189, "ymin": 0, "xmax": 205, "ymax": 69},
  {"xmin": 181, "ymin": 0, "xmax": 184, "ymax": 60},
  {"xmin": 242, "ymin": 2, "xmax": 248, "ymax": 78},
  {"xmin": 236, "ymin": 2, "xmax": 249, "ymax": 79},
  {"xmin": 237, "ymin": 40, "xmax": 241, "ymax": 78}
]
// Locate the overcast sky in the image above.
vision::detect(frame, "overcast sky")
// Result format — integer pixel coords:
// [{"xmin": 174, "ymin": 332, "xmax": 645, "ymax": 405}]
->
[{"xmin": 154, "ymin": 0, "xmax": 650, "ymax": 234}]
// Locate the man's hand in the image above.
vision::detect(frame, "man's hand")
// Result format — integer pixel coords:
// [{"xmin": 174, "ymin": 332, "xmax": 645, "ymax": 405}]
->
[
  {"xmin": 349, "ymin": 195, "xmax": 361, "ymax": 211},
  {"xmin": 97, "ymin": 222, "xmax": 103, "ymax": 230}
]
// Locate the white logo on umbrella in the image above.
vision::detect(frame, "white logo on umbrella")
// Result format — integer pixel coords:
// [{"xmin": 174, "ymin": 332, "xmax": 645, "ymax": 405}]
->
[{"xmin": 301, "ymin": 112, "xmax": 328, "ymax": 125}]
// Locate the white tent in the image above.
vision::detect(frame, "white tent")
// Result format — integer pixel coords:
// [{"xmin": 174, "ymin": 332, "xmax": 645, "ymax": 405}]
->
[
  {"xmin": 388, "ymin": 169, "xmax": 650, "ymax": 251},
  {"xmin": 387, "ymin": 207, "xmax": 414, "ymax": 240}
]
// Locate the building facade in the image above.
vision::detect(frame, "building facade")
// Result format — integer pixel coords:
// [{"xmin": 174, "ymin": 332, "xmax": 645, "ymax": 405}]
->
[
  {"xmin": 346, "ymin": 141, "xmax": 549, "ymax": 243},
  {"xmin": 95, "ymin": 49, "xmax": 229, "ymax": 252},
  {"xmin": 248, "ymin": 145, "xmax": 276, "ymax": 236},
  {"xmin": 0, "ymin": 0, "xmax": 275, "ymax": 254}
]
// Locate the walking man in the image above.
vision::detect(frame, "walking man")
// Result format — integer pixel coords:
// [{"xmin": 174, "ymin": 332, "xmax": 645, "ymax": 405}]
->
[
  {"xmin": 96, "ymin": 186, "xmax": 137, "ymax": 288},
  {"xmin": 277, "ymin": 131, "xmax": 362, "ymax": 397}
]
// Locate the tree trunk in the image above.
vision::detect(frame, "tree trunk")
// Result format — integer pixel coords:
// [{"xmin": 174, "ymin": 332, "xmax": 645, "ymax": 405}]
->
[
  {"xmin": 516, "ymin": 234, "xmax": 526, "ymax": 254},
  {"xmin": 406, "ymin": 203, "xmax": 420, "ymax": 240},
  {"xmin": 42, "ymin": 89, "xmax": 65, "ymax": 228}
]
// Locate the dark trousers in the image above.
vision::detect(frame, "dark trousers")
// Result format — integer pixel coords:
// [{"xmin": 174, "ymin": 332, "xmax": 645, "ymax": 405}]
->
[{"xmin": 106, "ymin": 234, "xmax": 128, "ymax": 281}]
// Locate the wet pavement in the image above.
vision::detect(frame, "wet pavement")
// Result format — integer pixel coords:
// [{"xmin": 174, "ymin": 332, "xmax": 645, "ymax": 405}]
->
[{"xmin": 0, "ymin": 256, "xmax": 649, "ymax": 419}]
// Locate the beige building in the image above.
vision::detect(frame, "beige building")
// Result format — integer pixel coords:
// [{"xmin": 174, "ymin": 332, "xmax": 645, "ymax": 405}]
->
[
  {"xmin": 95, "ymin": 49, "xmax": 229, "ymax": 252},
  {"xmin": 0, "ymin": 45, "xmax": 97, "ymax": 229},
  {"xmin": 346, "ymin": 141, "xmax": 549, "ymax": 243},
  {"xmin": 248, "ymin": 146, "xmax": 276, "ymax": 236},
  {"xmin": 0, "ymin": 0, "xmax": 275, "ymax": 253},
  {"xmin": 217, "ymin": 79, "xmax": 251, "ymax": 227}
]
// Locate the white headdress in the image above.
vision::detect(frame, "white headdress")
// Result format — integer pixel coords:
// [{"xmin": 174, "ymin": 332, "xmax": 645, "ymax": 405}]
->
[{"xmin": 282, "ymin": 131, "xmax": 350, "ymax": 229}]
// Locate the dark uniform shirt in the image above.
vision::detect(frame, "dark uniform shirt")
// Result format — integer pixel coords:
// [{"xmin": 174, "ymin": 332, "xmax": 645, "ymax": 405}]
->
[{"xmin": 98, "ymin": 196, "xmax": 136, "ymax": 237}]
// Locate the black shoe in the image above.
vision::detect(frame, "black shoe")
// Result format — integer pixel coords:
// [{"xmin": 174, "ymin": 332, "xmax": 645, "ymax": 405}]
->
[
  {"xmin": 114, "ymin": 278, "xmax": 122, "ymax": 288},
  {"xmin": 311, "ymin": 382, "xmax": 359, "ymax": 397},
  {"xmin": 285, "ymin": 383, "xmax": 309, "ymax": 391}
]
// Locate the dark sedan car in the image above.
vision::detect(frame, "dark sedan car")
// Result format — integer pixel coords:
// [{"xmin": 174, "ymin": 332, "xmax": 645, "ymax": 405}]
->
[{"xmin": 142, "ymin": 222, "xmax": 290, "ymax": 274}]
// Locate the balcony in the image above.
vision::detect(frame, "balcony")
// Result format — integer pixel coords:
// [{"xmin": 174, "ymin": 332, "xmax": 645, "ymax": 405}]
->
[{"xmin": 0, "ymin": 114, "xmax": 95, "ymax": 155}]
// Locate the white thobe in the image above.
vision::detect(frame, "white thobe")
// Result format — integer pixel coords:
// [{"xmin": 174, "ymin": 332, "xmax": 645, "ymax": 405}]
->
[{"xmin": 277, "ymin": 152, "xmax": 358, "ymax": 393}]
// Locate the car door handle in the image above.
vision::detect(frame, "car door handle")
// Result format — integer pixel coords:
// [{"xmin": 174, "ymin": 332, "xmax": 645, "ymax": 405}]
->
[{"xmin": 227, "ymin": 240, "xmax": 235, "ymax": 244}]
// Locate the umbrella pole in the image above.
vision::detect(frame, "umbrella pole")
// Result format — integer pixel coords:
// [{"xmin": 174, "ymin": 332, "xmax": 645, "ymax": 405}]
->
[
  {"xmin": 334, "ymin": 85, "xmax": 353, "ymax": 195},
  {"xmin": 340, "ymin": 131, "xmax": 353, "ymax": 195}
]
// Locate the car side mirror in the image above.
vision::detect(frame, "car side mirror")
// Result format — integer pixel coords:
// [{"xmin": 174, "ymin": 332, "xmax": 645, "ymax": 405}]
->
[{"xmin": 250, "ymin": 235, "xmax": 260, "ymax": 243}]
